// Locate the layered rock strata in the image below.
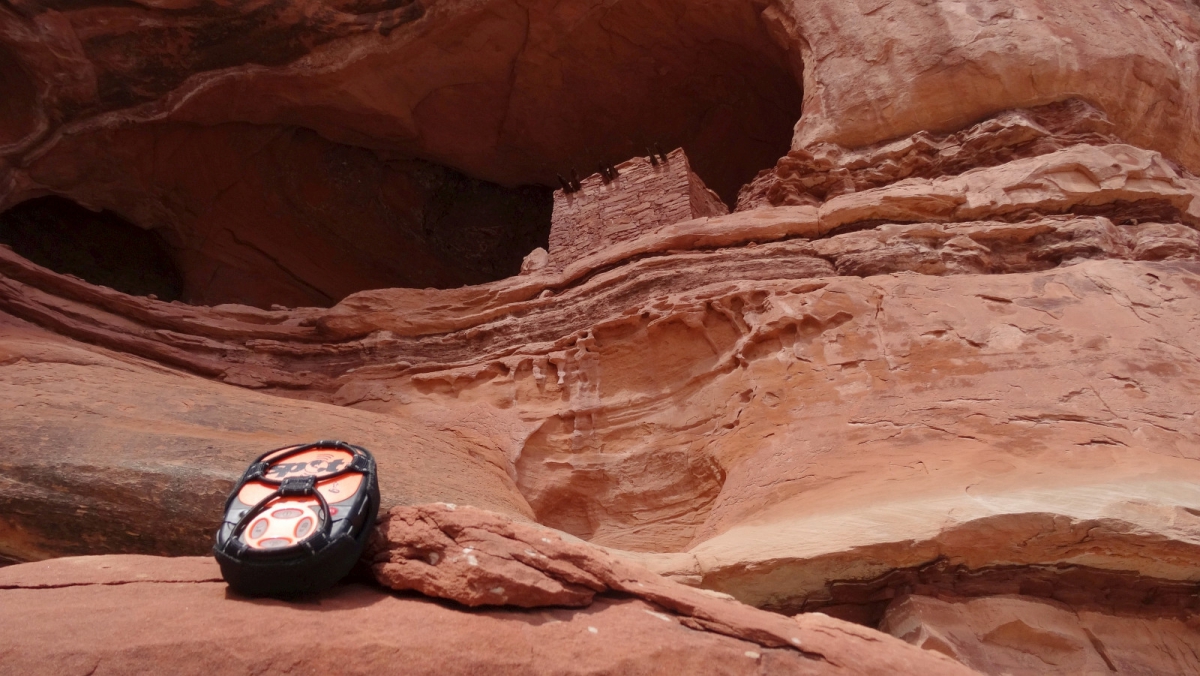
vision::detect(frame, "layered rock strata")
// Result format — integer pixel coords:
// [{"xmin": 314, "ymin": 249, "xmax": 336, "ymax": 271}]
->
[
  {"xmin": 3, "ymin": 99, "xmax": 1200, "ymax": 548},
  {"xmin": 738, "ymin": 100, "xmax": 1128, "ymax": 210},
  {"xmin": 0, "ymin": 554, "xmax": 979, "ymax": 676},
  {"xmin": 3, "ymin": 1, "xmax": 1200, "ymax": 673},
  {"xmin": 0, "ymin": 310, "xmax": 534, "ymax": 562},
  {"xmin": 9, "ymin": 0, "xmax": 1197, "ymax": 304},
  {"xmin": 881, "ymin": 594, "xmax": 1200, "ymax": 675},
  {"xmin": 1, "ymin": 124, "xmax": 554, "ymax": 308},
  {"xmin": 3, "ymin": 116, "xmax": 1199, "ymax": 627}
]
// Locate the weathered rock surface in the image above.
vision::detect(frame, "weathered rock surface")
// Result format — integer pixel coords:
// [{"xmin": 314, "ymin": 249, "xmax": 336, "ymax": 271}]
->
[
  {"xmin": 880, "ymin": 594, "xmax": 1200, "ymax": 675},
  {"xmin": 4, "ymin": 1, "xmax": 1200, "ymax": 673},
  {"xmin": 4, "ymin": 157, "xmax": 1200, "ymax": 603},
  {"xmin": 2, "ymin": 124, "xmax": 553, "ymax": 308},
  {"xmin": 738, "ymin": 99, "xmax": 1125, "ymax": 210},
  {"xmin": 774, "ymin": 0, "xmax": 1200, "ymax": 172},
  {"xmin": 0, "ymin": 308, "xmax": 533, "ymax": 563},
  {"xmin": 370, "ymin": 502, "xmax": 892, "ymax": 658},
  {"xmin": 5, "ymin": 0, "xmax": 1199, "ymax": 195},
  {"xmin": 0, "ymin": 554, "xmax": 980, "ymax": 676},
  {"xmin": 0, "ymin": 0, "xmax": 802, "ymax": 199},
  {"xmin": 6, "ymin": 0, "xmax": 1200, "ymax": 305}
]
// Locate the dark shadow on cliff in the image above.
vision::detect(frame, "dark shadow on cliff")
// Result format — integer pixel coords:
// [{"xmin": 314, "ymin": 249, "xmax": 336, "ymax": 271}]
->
[{"xmin": 0, "ymin": 197, "xmax": 184, "ymax": 301}]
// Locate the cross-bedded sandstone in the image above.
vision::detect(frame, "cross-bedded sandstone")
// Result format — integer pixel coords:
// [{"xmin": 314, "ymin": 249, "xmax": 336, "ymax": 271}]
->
[{"xmin": 3, "ymin": 3, "xmax": 1200, "ymax": 673}]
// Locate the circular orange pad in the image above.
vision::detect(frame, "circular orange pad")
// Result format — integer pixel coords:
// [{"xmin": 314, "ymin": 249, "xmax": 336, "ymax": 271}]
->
[{"xmin": 240, "ymin": 497, "xmax": 322, "ymax": 549}]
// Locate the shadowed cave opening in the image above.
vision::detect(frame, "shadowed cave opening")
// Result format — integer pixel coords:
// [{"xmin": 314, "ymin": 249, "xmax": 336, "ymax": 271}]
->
[
  {"xmin": 478, "ymin": 0, "xmax": 806, "ymax": 209},
  {"xmin": 3, "ymin": 0, "xmax": 803, "ymax": 309},
  {"xmin": 0, "ymin": 154, "xmax": 555, "ymax": 310},
  {"xmin": 0, "ymin": 197, "xmax": 185, "ymax": 301}
]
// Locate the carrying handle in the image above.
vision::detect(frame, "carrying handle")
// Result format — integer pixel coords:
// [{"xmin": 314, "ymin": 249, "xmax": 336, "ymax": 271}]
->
[{"xmin": 243, "ymin": 440, "xmax": 369, "ymax": 485}]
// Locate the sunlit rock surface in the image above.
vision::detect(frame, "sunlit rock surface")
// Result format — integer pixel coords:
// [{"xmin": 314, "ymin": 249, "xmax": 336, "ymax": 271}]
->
[
  {"xmin": 0, "ymin": 554, "xmax": 978, "ymax": 676},
  {"xmin": 880, "ymin": 594, "xmax": 1200, "ymax": 675},
  {"xmin": 2, "ymin": 0, "xmax": 1199, "ymax": 673}
]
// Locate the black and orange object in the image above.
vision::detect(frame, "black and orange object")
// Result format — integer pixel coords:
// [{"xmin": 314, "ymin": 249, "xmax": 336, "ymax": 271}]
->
[{"xmin": 213, "ymin": 441, "xmax": 380, "ymax": 597}]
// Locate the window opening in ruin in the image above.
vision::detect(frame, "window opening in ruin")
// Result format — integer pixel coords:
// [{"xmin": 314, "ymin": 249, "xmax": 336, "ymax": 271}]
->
[{"xmin": 0, "ymin": 197, "xmax": 184, "ymax": 302}]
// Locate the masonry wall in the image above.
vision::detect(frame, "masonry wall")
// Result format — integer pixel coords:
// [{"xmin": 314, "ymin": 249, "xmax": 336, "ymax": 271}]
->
[{"xmin": 548, "ymin": 148, "xmax": 727, "ymax": 269}]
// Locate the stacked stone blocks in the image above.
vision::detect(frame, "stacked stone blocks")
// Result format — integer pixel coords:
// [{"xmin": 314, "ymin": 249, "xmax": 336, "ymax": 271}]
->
[{"xmin": 548, "ymin": 148, "xmax": 728, "ymax": 269}]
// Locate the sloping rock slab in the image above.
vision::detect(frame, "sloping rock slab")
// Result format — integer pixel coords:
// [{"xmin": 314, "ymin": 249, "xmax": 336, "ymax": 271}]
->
[
  {"xmin": 0, "ymin": 310, "xmax": 533, "ymax": 563},
  {"xmin": 367, "ymin": 503, "xmax": 975, "ymax": 673},
  {"xmin": 0, "ymin": 554, "xmax": 220, "ymax": 588},
  {"xmin": 0, "ymin": 554, "xmax": 979, "ymax": 676}
]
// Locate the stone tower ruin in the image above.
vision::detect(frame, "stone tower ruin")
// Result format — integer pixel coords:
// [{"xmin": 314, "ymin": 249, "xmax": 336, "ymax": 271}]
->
[{"xmin": 548, "ymin": 148, "xmax": 728, "ymax": 269}]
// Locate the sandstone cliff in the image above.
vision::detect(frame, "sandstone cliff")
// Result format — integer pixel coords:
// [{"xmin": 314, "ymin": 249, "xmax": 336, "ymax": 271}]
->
[{"xmin": 2, "ymin": 1, "xmax": 1199, "ymax": 674}]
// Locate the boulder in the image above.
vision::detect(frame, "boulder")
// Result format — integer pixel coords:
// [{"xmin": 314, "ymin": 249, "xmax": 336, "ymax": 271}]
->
[{"xmin": 369, "ymin": 502, "xmax": 873, "ymax": 656}]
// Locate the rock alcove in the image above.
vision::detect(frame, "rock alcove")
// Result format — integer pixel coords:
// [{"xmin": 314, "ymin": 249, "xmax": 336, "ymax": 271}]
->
[
  {"xmin": 0, "ymin": 197, "xmax": 184, "ymax": 302},
  {"xmin": 0, "ymin": 0, "xmax": 803, "ymax": 310}
]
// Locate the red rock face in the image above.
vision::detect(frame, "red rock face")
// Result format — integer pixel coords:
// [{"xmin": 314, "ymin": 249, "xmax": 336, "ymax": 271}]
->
[
  {"xmin": 3, "ymin": 0, "xmax": 1200, "ymax": 674},
  {"xmin": 3, "ymin": 123, "xmax": 553, "ymax": 308},
  {"xmin": 881, "ymin": 594, "xmax": 1200, "ymax": 675},
  {"xmin": 0, "ymin": 554, "xmax": 980, "ymax": 676},
  {"xmin": 0, "ymin": 0, "xmax": 805, "ymax": 306}
]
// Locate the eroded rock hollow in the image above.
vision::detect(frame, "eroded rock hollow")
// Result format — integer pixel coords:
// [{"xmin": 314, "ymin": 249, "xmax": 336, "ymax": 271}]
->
[{"xmin": 2, "ymin": 0, "xmax": 1199, "ymax": 674}]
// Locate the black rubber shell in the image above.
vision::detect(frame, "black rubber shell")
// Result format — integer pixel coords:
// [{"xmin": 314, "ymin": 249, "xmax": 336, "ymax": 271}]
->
[{"xmin": 212, "ymin": 441, "xmax": 380, "ymax": 597}]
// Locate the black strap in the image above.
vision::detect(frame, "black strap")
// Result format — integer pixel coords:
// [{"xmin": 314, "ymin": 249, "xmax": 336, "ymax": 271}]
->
[
  {"xmin": 243, "ymin": 462, "xmax": 270, "ymax": 483},
  {"xmin": 251, "ymin": 440, "xmax": 368, "ymax": 486},
  {"xmin": 280, "ymin": 476, "xmax": 317, "ymax": 496}
]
